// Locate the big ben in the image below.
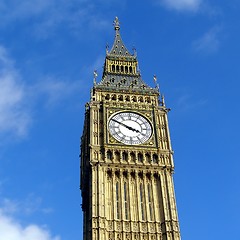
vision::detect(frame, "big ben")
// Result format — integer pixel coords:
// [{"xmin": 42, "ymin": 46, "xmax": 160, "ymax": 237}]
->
[{"xmin": 80, "ymin": 17, "xmax": 181, "ymax": 240}]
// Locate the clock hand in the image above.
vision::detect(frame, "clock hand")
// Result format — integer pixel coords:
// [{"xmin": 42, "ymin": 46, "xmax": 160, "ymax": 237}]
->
[
  {"xmin": 112, "ymin": 119, "xmax": 140, "ymax": 133},
  {"xmin": 111, "ymin": 118, "xmax": 122, "ymax": 125},
  {"xmin": 127, "ymin": 125, "xmax": 140, "ymax": 133}
]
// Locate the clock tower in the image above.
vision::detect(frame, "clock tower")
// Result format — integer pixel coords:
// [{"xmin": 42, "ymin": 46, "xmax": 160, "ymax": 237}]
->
[{"xmin": 80, "ymin": 17, "xmax": 181, "ymax": 240}]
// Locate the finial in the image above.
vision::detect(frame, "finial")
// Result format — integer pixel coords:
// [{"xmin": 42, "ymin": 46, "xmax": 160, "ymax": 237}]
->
[
  {"xmin": 153, "ymin": 75, "xmax": 160, "ymax": 91},
  {"xmin": 153, "ymin": 75, "xmax": 157, "ymax": 84},
  {"xmin": 162, "ymin": 95, "xmax": 165, "ymax": 106},
  {"xmin": 106, "ymin": 44, "xmax": 109, "ymax": 54},
  {"xmin": 93, "ymin": 70, "xmax": 98, "ymax": 85},
  {"xmin": 114, "ymin": 16, "xmax": 120, "ymax": 31}
]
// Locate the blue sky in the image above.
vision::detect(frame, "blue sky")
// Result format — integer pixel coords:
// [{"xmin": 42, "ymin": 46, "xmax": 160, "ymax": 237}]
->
[{"xmin": 0, "ymin": 0, "xmax": 240, "ymax": 239}]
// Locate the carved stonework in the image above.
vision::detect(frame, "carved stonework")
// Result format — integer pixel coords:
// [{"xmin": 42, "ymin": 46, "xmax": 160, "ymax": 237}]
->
[
  {"xmin": 142, "ymin": 234, "xmax": 148, "ymax": 240},
  {"xmin": 133, "ymin": 234, "xmax": 139, "ymax": 240},
  {"xmin": 92, "ymin": 218, "xmax": 97, "ymax": 228},
  {"xmin": 124, "ymin": 222, "xmax": 130, "ymax": 232},
  {"xmin": 150, "ymin": 223, "xmax": 155, "ymax": 232},
  {"xmin": 141, "ymin": 223, "xmax": 147, "ymax": 232},
  {"xmin": 150, "ymin": 235, "xmax": 156, "ymax": 240},
  {"xmin": 108, "ymin": 221, "xmax": 113, "ymax": 231},
  {"xmin": 108, "ymin": 232, "xmax": 114, "ymax": 240},
  {"xmin": 125, "ymin": 233, "xmax": 131, "ymax": 240},
  {"xmin": 116, "ymin": 222, "xmax": 121, "ymax": 231},
  {"xmin": 100, "ymin": 219, "xmax": 105, "ymax": 228},
  {"xmin": 133, "ymin": 223, "xmax": 138, "ymax": 232},
  {"xmin": 116, "ymin": 233, "xmax": 122, "ymax": 240}
]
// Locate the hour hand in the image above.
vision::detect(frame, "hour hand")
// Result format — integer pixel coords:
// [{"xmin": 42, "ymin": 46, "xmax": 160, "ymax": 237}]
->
[{"xmin": 126, "ymin": 125, "xmax": 140, "ymax": 133}]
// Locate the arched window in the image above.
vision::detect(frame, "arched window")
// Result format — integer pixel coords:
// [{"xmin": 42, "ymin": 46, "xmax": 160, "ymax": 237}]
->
[
  {"xmin": 112, "ymin": 65, "xmax": 115, "ymax": 72},
  {"xmin": 116, "ymin": 65, "xmax": 119, "ymax": 72},
  {"xmin": 139, "ymin": 183, "xmax": 145, "ymax": 221},
  {"xmin": 118, "ymin": 95, "xmax": 123, "ymax": 101},
  {"xmin": 122, "ymin": 152, "xmax": 128, "ymax": 161},
  {"xmin": 129, "ymin": 66, "xmax": 132, "ymax": 73},
  {"xmin": 145, "ymin": 97, "xmax": 151, "ymax": 103},
  {"xmin": 138, "ymin": 153, "xmax": 143, "ymax": 162},
  {"xmin": 147, "ymin": 184, "xmax": 153, "ymax": 221},
  {"xmin": 130, "ymin": 152, "xmax": 136, "ymax": 162},
  {"xmin": 145, "ymin": 153, "xmax": 151, "ymax": 163},
  {"xmin": 153, "ymin": 154, "xmax": 158, "ymax": 163},
  {"xmin": 107, "ymin": 169, "xmax": 112, "ymax": 178},
  {"xmin": 116, "ymin": 182, "xmax": 120, "ymax": 219},
  {"xmin": 115, "ymin": 151, "xmax": 120, "ymax": 161},
  {"xmin": 124, "ymin": 182, "xmax": 129, "ymax": 219},
  {"xmin": 106, "ymin": 150, "xmax": 112, "ymax": 160},
  {"xmin": 125, "ymin": 66, "xmax": 128, "ymax": 73},
  {"xmin": 121, "ymin": 65, "xmax": 124, "ymax": 72}
]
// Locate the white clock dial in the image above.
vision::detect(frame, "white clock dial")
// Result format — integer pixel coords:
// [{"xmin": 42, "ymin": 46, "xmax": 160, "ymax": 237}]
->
[{"xmin": 108, "ymin": 112, "xmax": 152, "ymax": 145}]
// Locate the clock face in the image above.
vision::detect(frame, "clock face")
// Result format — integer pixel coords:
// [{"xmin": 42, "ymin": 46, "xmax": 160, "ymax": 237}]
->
[{"xmin": 108, "ymin": 111, "xmax": 152, "ymax": 145}]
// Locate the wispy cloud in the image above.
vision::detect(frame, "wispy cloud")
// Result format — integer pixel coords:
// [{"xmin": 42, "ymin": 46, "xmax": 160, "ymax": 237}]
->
[
  {"xmin": 158, "ymin": 0, "xmax": 202, "ymax": 12},
  {"xmin": 82, "ymin": 54, "xmax": 105, "ymax": 79},
  {"xmin": 0, "ymin": 210, "xmax": 60, "ymax": 240},
  {"xmin": 0, "ymin": 45, "xmax": 85, "ymax": 141},
  {"xmin": 0, "ymin": 0, "xmax": 110, "ymax": 38},
  {"xmin": 0, "ymin": 46, "xmax": 31, "ymax": 138},
  {"xmin": 0, "ymin": 194, "xmax": 53, "ymax": 216},
  {"xmin": 193, "ymin": 27, "xmax": 222, "ymax": 54},
  {"xmin": 34, "ymin": 77, "xmax": 83, "ymax": 107},
  {"xmin": 176, "ymin": 93, "xmax": 207, "ymax": 111}
]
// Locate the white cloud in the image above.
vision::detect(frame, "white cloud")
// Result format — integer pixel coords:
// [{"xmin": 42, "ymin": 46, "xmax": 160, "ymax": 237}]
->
[
  {"xmin": 0, "ymin": 210, "xmax": 60, "ymax": 240},
  {"xmin": 0, "ymin": 194, "xmax": 59, "ymax": 240},
  {"xmin": 159, "ymin": 0, "xmax": 202, "ymax": 11},
  {"xmin": 0, "ymin": 46, "xmax": 31, "ymax": 138},
  {"xmin": 0, "ymin": 195, "xmax": 53, "ymax": 216},
  {"xmin": 0, "ymin": 45, "xmax": 84, "ymax": 141},
  {"xmin": 193, "ymin": 27, "xmax": 221, "ymax": 53},
  {"xmin": 33, "ymin": 77, "xmax": 83, "ymax": 108},
  {"xmin": 34, "ymin": 55, "xmax": 106, "ymax": 107},
  {"xmin": 0, "ymin": 0, "xmax": 109, "ymax": 38}
]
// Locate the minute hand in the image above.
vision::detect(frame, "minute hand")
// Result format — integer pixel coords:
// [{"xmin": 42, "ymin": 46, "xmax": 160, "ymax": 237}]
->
[{"xmin": 112, "ymin": 119, "xmax": 140, "ymax": 133}]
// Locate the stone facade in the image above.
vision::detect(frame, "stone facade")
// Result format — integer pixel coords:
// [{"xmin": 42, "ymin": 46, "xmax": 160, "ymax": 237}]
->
[{"xmin": 80, "ymin": 17, "xmax": 181, "ymax": 240}]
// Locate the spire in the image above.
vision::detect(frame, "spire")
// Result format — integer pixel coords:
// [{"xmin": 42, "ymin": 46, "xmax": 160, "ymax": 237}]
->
[
  {"xmin": 108, "ymin": 17, "xmax": 131, "ymax": 57},
  {"xmin": 95, "ymin": 17, "xmax": 159, "ymax": 94}
]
